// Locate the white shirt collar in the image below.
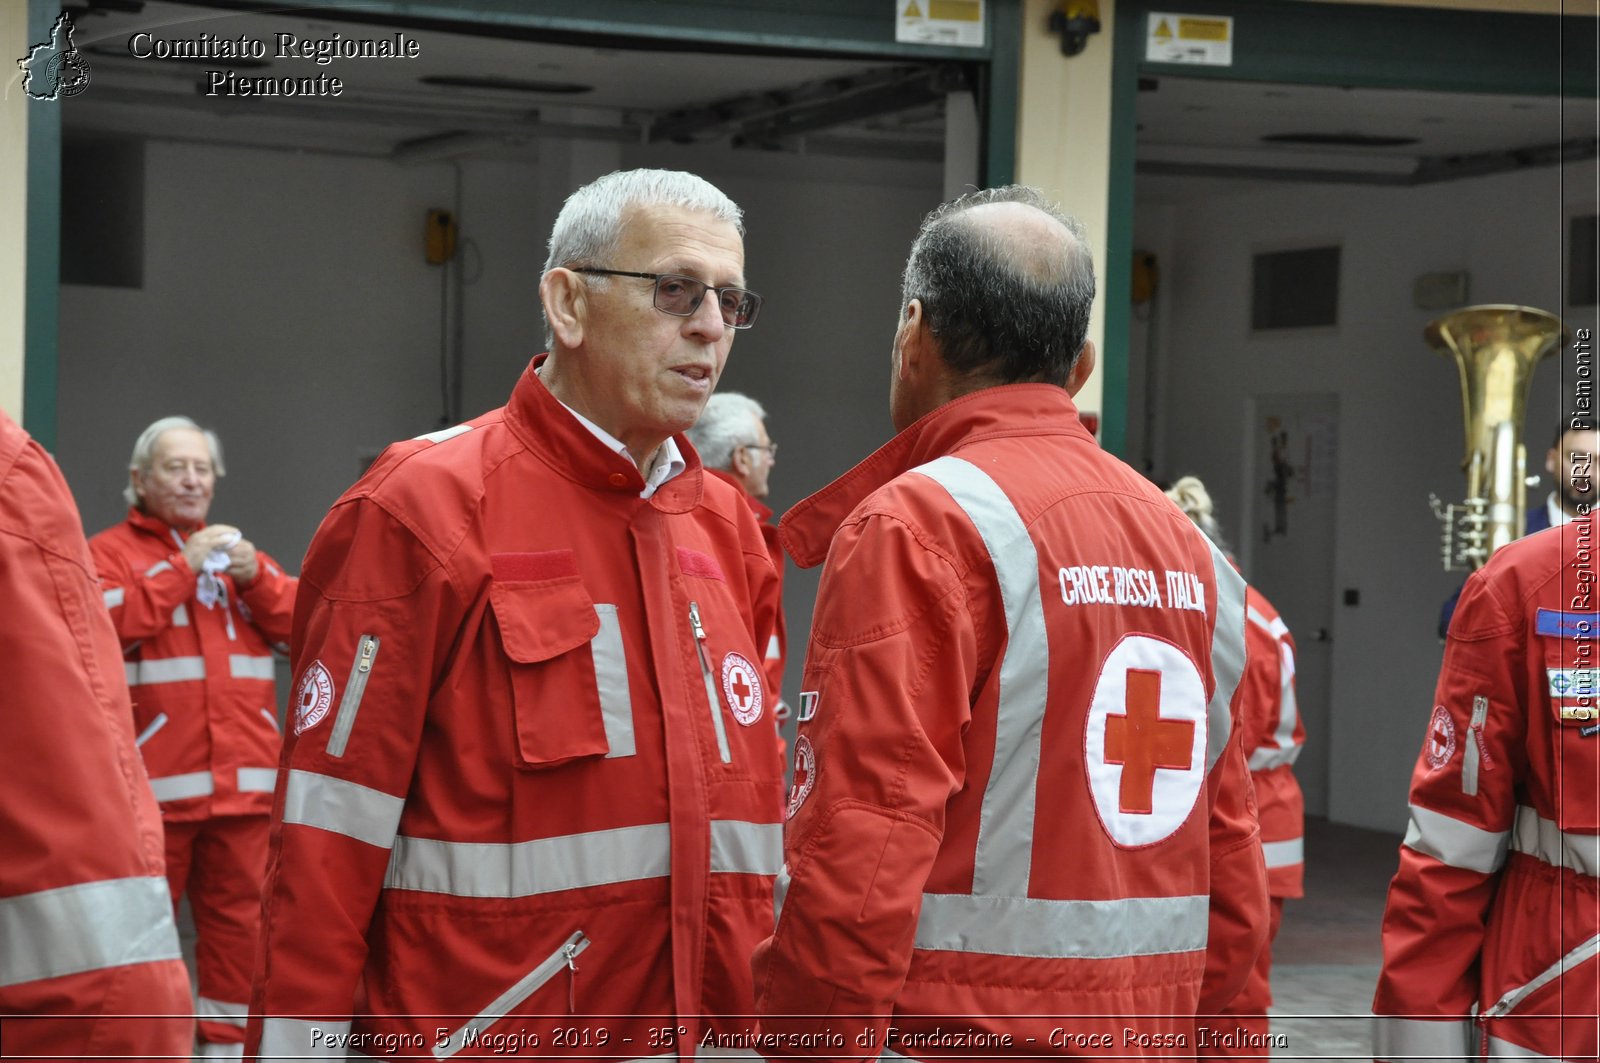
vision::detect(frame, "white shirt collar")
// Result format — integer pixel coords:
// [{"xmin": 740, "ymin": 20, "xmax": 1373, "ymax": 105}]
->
[
  {"xmin": 1550, "ymin": 491, "xmax": 1579, "ymax": 527},
  {"xmin": 555, "ymin": 396, "xmax": 686, "ymax": 500}
]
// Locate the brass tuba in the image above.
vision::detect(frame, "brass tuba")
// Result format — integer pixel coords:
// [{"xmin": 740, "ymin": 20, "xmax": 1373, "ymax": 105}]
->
[{"xmin": 1428, "ymin": 304, "xmax": 1568, "ymax": 570}]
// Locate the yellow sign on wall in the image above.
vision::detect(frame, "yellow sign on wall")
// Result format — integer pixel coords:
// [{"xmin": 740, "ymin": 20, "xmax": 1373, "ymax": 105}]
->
[
  {"xmin": 897, "ymin": 0, "xmax": 985, "ymax": 48},
  {"xmin": 1146, "ymin": 12, "xmax": 1234, "ymax": 65}
]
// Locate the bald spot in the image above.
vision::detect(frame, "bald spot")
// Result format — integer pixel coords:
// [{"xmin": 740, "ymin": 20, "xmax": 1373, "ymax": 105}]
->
[{"xmin": 956, "ymin": 200, "xmax": 1079, "ymax": 283}]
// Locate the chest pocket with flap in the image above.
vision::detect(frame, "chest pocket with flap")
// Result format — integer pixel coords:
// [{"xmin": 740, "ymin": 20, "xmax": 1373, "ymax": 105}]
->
[{"xmin": 490, "ymin": 575, "xmax": 636, "ymax": 769}]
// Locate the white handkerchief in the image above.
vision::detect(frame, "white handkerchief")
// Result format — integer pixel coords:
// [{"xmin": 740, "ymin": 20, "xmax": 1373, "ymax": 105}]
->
[{"xmin": 196, "ymin": 530, "xmax": 242, "ymax": 609}]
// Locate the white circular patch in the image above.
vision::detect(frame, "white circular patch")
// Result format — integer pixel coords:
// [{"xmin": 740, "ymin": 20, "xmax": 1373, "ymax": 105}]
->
[
  {"xmin": 294, "ymin": 660, "xmax": 335, "ymax": 735},
  {"xmin": 721, "ymin": 651, "xmax": 764, "ymax": 726},
  {"xmin": 786, "ymin": 735, "xmax": 816, "ymax": 820},
  {"xmin": 1425, "ymin": 705, "xmax": 1457, "ymax": 770},
  {"xmin": 1084, "ymin": 634, "xmax": 1208, "ymax": 848}
]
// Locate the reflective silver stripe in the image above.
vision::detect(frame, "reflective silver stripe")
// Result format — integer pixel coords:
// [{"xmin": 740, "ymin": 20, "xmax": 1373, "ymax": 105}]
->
[
  {"xmin": 0, "ymin": 876, "xmax": 180, "ymax": 987},
  {"xmin": 1271, "ymin": 637, "xmax": 1301, "ymax": 754},
  {"xmin": 387, "ymin": 823, "xmax": 670, "ymax": 898},
  {"xmin": 1510, "ymin": 804, "xmax": 1600, "ymax": 877},
  {"xmin": 1371, "ymin": 1014, "xmax": 1475, "ymax": 1061},
  {"xmin": 1404, "ymin": 803, "xmax": 1510, "ymax": 874},
  {"xmin": 328, "ymin": 635, "xmax": 379, "ymax": 758},
  {"xmin": 102, "ymin": 587, "xmax": 125, "ymax": 609},
  {"xmin": 1248, "ymin": 743, "xmax": 1303, "ymax": 771},
  {"xmin": 172, "ymin": 602, "xmax": 189, "ymax": 627},
  {"xmin": 915, "ymin": 456, "xmax": 1045, "ymax": 896},
  {"xmin": 197, "ymin": 995, "xmax": 249, "ymax": 1028},
  {"xmin": 229, "ymin": 654, "xmax": 276, "ymax": 680},
  {"xmin": 1486, "ymin": 1035, "xmax": 1559, "ymax": 1060},
  {"xmin": 414, "ymin": 423, "xmax": 473, "ymax": 444},
  {"xmin": 434, "ymin": 932, "xmax": 589, "ymax": 1059},
  {"xmin": 710, "ymin": 820, "xmax": 782, "ymax": 876},
  {"xmin": 1204, "ymin": 539, "xmax": 1245, "ymax": 772},
  {"xmin": 773, "ymin": 863, "xmax": 792, "ymax": 924},
  {"xmin": 592, "ymin": 605, "xmax": 636, "ymax": 759},
  {"xmin": 282, "ymin": 769, "xmax": 404, "ymax": 850},
  {"xmin": 237, "ymin": 767, "xmax": 278, "ymax": 793},
  {"xmin": 134, "ymin": 712, "xmax": 168, "ymax": 747},
  {"xmin": 1484, "ymin": 932, "xmax": 1600, "ymax": 1020},
  {"xmin": 150, "ymin": 770, "xmax": 214, "ymax": 801},
  {"xmin": 127, "ymin": 655, "xmax": 207, "ymax": 685},
  {"xmin": 766, "ymin": 633, "xmax": 781, "ymax": 660},
  {"xmin": 914, "ymin": 891, "xmax": 1208, "ymax": 959},
  {"xmin": 259, "ymin": 1017, "xmax": 351, "ymax": 1060},
  {"xmin": 1246, "ymin": 605, "xmax": 1272, "ymax": 632},
  {"xmin": 1263, "ymin": 837, "xmax": 1304, "ymax": 868},
  {"xmin": 145, "ymin": 560, "xmax": 174, "ymax": 578},
  {"xmin": 261, "ymin": 706, "xmax": 281, "ymax": 732}
]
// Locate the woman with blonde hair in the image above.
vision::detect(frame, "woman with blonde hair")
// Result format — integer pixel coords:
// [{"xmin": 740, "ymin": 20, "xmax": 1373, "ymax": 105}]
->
[{"xmin": 1166, "ymin": 475, "xmax": 1307, "ymax": 1057}]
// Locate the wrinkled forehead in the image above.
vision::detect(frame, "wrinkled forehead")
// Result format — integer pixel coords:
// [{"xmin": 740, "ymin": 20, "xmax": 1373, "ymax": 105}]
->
[
  {"xmin": 617, "ymin": 204, "xmax": 746, "ymax": 279},
  {"xmin": 150, "ymin": 427, "xmax": 212, "ymax": 463}
]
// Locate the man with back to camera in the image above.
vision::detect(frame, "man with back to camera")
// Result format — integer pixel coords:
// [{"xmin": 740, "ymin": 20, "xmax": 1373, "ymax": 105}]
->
[
  {"xmin": 245, "ymin": 169, "xmax": 785, "ymax": 1060},
  {"xmin": 752, "ymin": 185, "xmax": 1268, "ymax": 1058},
  {"xmin": 1373, "ymin": 440, "xmax": 1600, "ymax": 1060},
  {"xmin": 89, "ymin": 416, "xmax": 297, "ymax": 1059},
  {"xmin": 0, "ymin": 408, "xmax": 193, "ymax": 1062},
  {"xmin": 686, "ymin": 391, "xmax": 789, "ymax": 722}
]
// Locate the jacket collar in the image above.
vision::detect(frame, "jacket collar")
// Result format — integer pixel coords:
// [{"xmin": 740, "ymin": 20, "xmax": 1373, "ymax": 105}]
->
[
  {"xmin": 125, "ymin": 506, "xmax": 202, "ymax": 544},
  {"xmin": 779, "ymin": 383, "xmax": 1091, "ymax": 568},
  {"xmin": 502, "ymin": 355, "xmax": 704, "ymax": 515},
  {"xmin": 705, "ymin": 467, "xmax": 774, "ymax": 525}
]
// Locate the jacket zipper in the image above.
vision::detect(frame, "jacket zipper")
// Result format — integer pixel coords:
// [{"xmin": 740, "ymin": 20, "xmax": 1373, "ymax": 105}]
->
[
  {"xmin": 433, "ymin": 930, "xmax": 590, "ymax": 1059},
  {"xmin": 690, "ymin": 602, "xmax": 732, "ymax": 763},
  {"xmin": 1480, "ymin": 933, "xmax": 1600, "ymax": 1023},
  {"xmin": 326, "ymin": 634, "xmax": 380, "ymax": 758},
  {"xmin": 135, "ymin": 713, "xmax": 168, "ymax": 747},
  {"xmin": 1463, "ymin": 695, "xmax": 1488, "ymax": 796}
]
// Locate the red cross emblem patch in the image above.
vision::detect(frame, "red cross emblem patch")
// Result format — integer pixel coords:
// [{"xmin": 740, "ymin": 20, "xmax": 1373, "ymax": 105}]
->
[
  {"xmin": 1425, "ymin": 705, "xmax": 1456, "ymax": 770},
  {"xmin": 787, "ymin": 735, "xmax": 816, "ymax": 819},
  {"xmin": 294, "ymin": 660, "xmax": 334, "ymax": 735},
  {"xmin": 721, "ymin": 651, "xmax": 764, "ymax": 726}
]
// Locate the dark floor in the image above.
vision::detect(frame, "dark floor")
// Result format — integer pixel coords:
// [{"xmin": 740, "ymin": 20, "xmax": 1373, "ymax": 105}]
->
[{"xmin": 1269, "ymin": 816, "xmax": 1402, "ymax": 1060}]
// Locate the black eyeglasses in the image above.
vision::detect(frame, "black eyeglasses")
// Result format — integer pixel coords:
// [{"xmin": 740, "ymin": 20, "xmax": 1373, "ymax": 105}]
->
[
  {"xmin": 742, "ymin": 442, "xmax": 778, "ymax": 459},
  {"xmin": 572, "ymin": 268, "xmax": 762, "ymax": 329}
]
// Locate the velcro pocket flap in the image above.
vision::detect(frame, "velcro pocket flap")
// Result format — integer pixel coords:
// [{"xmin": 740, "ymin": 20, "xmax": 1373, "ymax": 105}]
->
[{"xmin": 490, "ymin": 578, "xmax": 600, "ymax": 663}]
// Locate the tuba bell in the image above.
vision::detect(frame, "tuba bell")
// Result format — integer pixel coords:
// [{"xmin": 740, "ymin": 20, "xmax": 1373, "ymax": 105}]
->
[{"xmin": 1428, "ymin": 304, "xmax": 1568, "ymax": 570}]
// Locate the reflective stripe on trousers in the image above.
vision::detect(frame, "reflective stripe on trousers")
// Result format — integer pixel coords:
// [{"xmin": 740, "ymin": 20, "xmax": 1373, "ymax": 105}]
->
[
  {"xmin": 1370, "ymin": 1014, "xmax": 1476, "ymax": 1061},
  {"xmin": 1263, "ymin": 837, "xmax": 1304, "ymax": 869},
  {"xmin": 909, "ymin": 457, "xmax": 1222, "ymax": 959},
  {"xmin": 0, "ymin": 875, "xmax": 181, "ymax": 987},
  {"xmin": 149, "ymin": 768, "xmax": 277, "ymax": 803}
]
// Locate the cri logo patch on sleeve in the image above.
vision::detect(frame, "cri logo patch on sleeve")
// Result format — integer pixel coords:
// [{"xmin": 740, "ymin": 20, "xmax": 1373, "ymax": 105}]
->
[
  {"xmin": 721, "ymin": 651, "xmax": 765, "ymax": 726},
  {"xmin": 294, "ymin": 660, "xmax": 335, "ymax": 735},
  {"xmin": 1425, "ymin": 705, "xmax": 1457, "ymax": 770}
]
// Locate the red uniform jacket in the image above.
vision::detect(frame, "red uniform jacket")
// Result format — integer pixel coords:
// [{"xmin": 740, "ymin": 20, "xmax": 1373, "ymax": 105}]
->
[
  {"xmin": 89, "ymin": 510, "xmax": 296, "ymax": 821},
  {"xmin": 0, "ymin": 411, "xmax": 192, "ymax": 1061},
  {"xmin": 1243, "ymin": 588, "xmax": 1306, "ymax": 898},
  {"xmin": 753, "ymin": 385, "xmax": 1268, "ymax": 1059},
  {"xmin": 707, "ymin": 467, "xmax": 789, "ymax": 720},
  {"xmin": 246, "ymin": 362, "xmax": 786, "ymax": 1060},
  {"xmin": 1374, "ymin": 518, "xmax": 1600, "ymax": 1061}
]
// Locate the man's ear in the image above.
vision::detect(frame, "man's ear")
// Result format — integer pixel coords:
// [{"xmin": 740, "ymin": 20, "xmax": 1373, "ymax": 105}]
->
[
  {"xmin": 540, "ymin": 269, "xmax": 585, "ymax": 349},
  {"xmin": 897, "ymin": 299, "xmax": 928, "ymax": 384},
  {"xmin": 730, "ymin": 444, "xmax": 752, "ymax": 477},
  {"xmin": 1066, "ymin": 340, "xmax": 1097, "ymax": 397}
]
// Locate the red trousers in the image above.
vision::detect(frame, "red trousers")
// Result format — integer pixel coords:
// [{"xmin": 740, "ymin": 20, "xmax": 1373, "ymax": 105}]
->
[
  {"xmin": 1201, "ymin": 896, "xmax": 1285, "ymax": 1060},
  {"xmin": 165, "ymin": 815, "xmax": 269, "ymax": 1046}
]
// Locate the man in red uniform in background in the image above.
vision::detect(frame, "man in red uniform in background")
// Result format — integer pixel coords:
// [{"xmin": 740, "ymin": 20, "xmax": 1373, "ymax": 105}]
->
[
  {"xmin": 1374, "ymin": 494, "xmax": 1600, "ymax": 1060},
  {"xmin": 1165, "ymin": 476, "xmax": 1307, "ymax": 1057},
  {"xmin": 0, "ymin": 409, "xmax": 192, "ymax": 1061},
  {"xmin": 246, "ymin": 169, "xmax": 785, "ymax": 1060},
  {"xmin": 753, "ymin": 186, "xmax": 1267, "ymax": 1059},
  {"xmin": 90, "ymin": 416, "xmax": 297, "ymax": 1058},
  {"xmin": 687, "ymin": 391, "xmax": 789, "ymax": 721}
]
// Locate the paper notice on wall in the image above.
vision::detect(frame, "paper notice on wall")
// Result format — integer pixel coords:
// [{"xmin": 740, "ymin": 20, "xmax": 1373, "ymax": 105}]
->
[
  {"xmin": 1146, "ymin": 12, "xmax": 1233, "ymax": 66},
  {"xmin": 896, "ymin": 0, "xmax": 985, "ymax": 48}
]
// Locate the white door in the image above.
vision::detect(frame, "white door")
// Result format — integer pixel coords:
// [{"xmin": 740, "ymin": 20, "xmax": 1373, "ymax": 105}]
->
[{"xmin": 1242, "ymin": 392, "xmax": 1339, "ymax": 816}]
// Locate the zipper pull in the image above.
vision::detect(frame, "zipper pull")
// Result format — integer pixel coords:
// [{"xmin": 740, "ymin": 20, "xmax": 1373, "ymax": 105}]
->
[
  {"xmin": 562, "ymin": 937, "xmax": 582, "ymax": 1013},
  {"xmin": 689, "ymin": 601, "xmax": 706, "ymax": 640},
  {"xmin": 358, "ymin": 636, "xmax": 377, "ymax": 673}
]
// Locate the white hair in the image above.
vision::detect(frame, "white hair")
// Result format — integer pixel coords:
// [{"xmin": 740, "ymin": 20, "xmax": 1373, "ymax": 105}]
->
[
  {"xmin": 1164, "ymin": 474, "xmax": 1229, "ymax": 553},
  {"xmin": 123, "ymin": 416, "xmax": 225, "ymax": 508},
  {"xmin": 685, "ymin": 392, "xmax": 766, "ymax": 471},
  {"xmin": 542, "ymin": 169, "xmax": 744, "ymax": 347}
]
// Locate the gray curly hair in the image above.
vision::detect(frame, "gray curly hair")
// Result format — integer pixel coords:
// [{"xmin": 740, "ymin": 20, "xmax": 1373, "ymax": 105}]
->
[{"xmin": 685, "ymin": 393, "xmax": 766, "ymax": 471}]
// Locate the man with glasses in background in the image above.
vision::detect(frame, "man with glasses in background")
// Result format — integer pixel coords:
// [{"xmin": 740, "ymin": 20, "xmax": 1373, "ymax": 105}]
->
[
  {"xmin": 247, "ymin": 169, "xmax": 785, "ymax": 1060},
  {"xmin": 687, "ymin": 392, "xmax": 790, "ymax": 730}
]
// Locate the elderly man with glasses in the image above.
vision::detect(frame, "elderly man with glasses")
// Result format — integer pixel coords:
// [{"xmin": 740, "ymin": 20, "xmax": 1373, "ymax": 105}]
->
[
  {"xmin": 247, "ymin": 169, "xmax": 785, "ymax": 1060},
  {"xmin": 688, "ymin": 392, "xmax": 790, "ymax": 733}
]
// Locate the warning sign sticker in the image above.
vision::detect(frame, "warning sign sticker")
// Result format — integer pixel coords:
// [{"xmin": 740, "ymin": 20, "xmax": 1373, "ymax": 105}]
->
[
  {"xmin": 1146, "ymin": 12, "xmax": 1233, "ymax": 66},
  {"xmin": 896, "ymin": 0, "xmax": 985, "ymax": 48}
]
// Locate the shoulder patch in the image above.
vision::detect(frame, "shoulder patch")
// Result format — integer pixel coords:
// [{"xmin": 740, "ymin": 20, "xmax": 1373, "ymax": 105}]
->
[
  {"xmin": 294, "ymin": 660, "xmax": 335, "ymax": 734},
  {"xmin": 1537, "ymin": 608, "xmax": 1600, "ymax": 639},
  {"xmin": 786, "ymin": 735, "xmax": 816, "ymax": 819},
  {"xmin": 721, "ymin": 651, "xmax": 764, "ymax": 725},
  {"xmin": 1425, "ymin": 705, "xmax": 1457, "ymax": 770}
]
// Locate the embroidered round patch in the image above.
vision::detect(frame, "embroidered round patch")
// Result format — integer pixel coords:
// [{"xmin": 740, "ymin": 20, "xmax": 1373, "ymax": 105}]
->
[
  {"xmin": 721, "ymin": 651, "xmax": 764, "ymax": 726},
  {"xmin": 1425, "ymin": 705, "xmax": 1457, "ymax": 770},
  {"xmin": 786, "ymin": 735, "xmax": 816, "ymax": 820},
  {"xmin": 294, "ymin": 660, "xmax": 335, "ymax": 735}
]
